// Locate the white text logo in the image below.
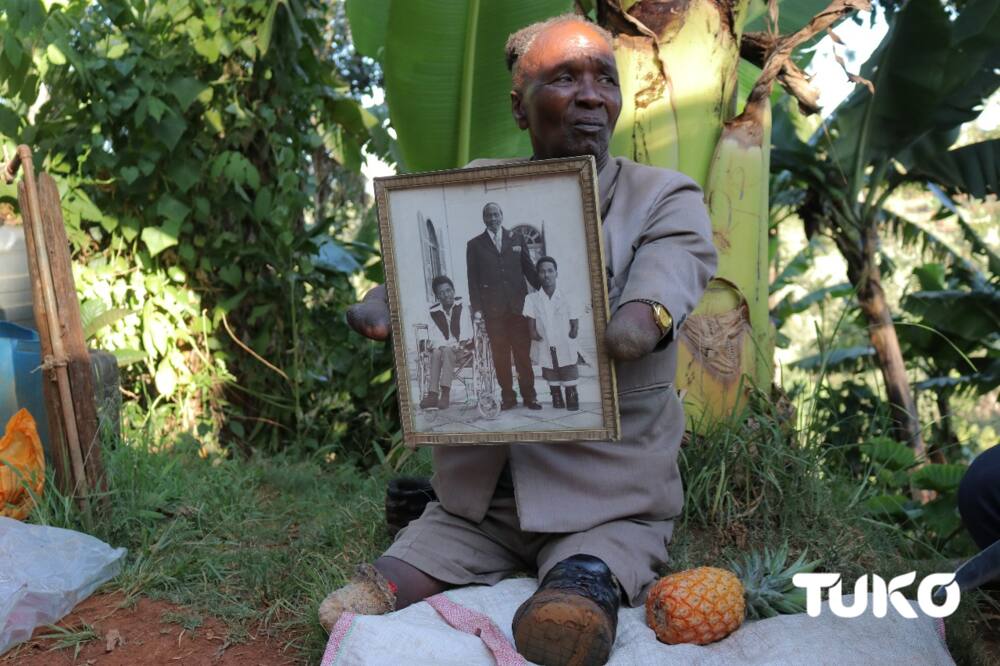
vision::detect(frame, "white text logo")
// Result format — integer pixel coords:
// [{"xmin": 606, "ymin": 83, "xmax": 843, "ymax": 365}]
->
[{"xmin": 792, "ymin": 572, "xmax": 960, "ymax": 618}]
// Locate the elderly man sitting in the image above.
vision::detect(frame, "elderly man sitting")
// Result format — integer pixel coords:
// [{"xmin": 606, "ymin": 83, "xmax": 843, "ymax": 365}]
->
[
  {"xmin": 334, "ymin": 14, "xmax": 716, "ymax": 666},
  {"xmin": 420, "ymin": 275, "xmax": 473, "ymax": 410}
]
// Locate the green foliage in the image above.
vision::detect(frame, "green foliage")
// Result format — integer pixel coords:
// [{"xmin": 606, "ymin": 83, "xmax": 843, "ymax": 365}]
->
[
  {"xmin": 346, "ymin": 0, "xmax": 573, "ymax": 171},
  {"xmin": 886, "ymin": 200, "xmax": 1000, "ymax": 401},
  {"xmin": 827, "ymin": 0, "xmax": 1000, "ymax": 179},
  {"xmin": 904, "ymin": 290, "xmax": 1000, "ymax": 342},
  {"xmin": 771, "ymin": 0, "xmax": 1000, "ymax": 456},
  {"xmin": 773, "ymin": 0, "xmax": 1000, "ymax": 234},
  {"xmin": 743, "ymin": 0, "xmax": 834, "ymax": 33},
  {"xmin": 859, "ymin": 435, "xmax": 973, "ymax": 555},
  {"xmin": 861, "ymin": 436, "xmax": 916, "ymax": 470},
  {"xmin": 0, "ymin": 0, "xmax": 398, "ymax": 457},
  {"xmin": 907, "ymin": 139, "xmax": 1000, "ymax": 200},
  {"xmin": 35, "ymin": 623, "xmax": 100, "ymax": 659}
]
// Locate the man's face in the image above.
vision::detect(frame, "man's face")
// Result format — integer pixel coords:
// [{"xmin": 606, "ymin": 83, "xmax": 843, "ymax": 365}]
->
[
  {"xmin": 511, "ymin": 22, "xmax": 622, "ymax": 162},
  {"xmin": 482, "ymin": 203, "xmax": 503, "ymax": 233},
  {"xmin": 435, "ymin": 282, "xmax": 455, "ymax": 308},
  {"xmin": 538, "ymin": 261, "xmax": 558, "ymax": 289}
]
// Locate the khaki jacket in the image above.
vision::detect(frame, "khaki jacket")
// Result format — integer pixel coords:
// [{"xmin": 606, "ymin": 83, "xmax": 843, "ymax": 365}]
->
[{"xmin": 431, "ymin": 156, "xmax": 717, "ymax": 533}]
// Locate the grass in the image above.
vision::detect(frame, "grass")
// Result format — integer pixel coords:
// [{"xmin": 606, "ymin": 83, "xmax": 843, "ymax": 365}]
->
[
  {"xmin": 19, "ymin": 397, "xmax": 998, "ymax": 664},
  {"xmin": 672, "ymin": 391, "xmax": 907, "ymax": 588},
  {"xmin": 27, "ymin": 424, "xmax": 427, "ymax": 663},
  {"xmin": 160, "ymin": 610, "xmax": 204, "ymax": 633},
  {"xmin": 36, "ymin": 623, "xmax": 100, "ymax": 660}
]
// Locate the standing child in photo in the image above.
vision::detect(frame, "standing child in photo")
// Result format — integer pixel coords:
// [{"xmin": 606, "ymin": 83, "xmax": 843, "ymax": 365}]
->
[{"xmin": 523, "ymin": 256, "xmax": 580, "ymax": 411}]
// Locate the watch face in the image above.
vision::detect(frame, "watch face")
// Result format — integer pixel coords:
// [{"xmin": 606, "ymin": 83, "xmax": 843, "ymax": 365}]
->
[{"xmin": 655, "ymin": 306, "xmax": 671, "ymax": 330}]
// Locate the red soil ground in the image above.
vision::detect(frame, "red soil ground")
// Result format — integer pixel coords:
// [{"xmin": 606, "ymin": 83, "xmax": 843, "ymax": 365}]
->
[{"xmin": 1, "ymin": 593, "xmax": 300, "ymax": 665}]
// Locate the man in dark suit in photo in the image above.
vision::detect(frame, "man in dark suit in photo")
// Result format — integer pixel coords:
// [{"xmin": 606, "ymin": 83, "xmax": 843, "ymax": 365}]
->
[{"xmin": 466, "ymin": 202, "xmax": 542, "ymax": 410}]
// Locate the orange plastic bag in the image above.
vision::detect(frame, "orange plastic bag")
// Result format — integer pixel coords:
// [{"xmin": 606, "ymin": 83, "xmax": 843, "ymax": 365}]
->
[{"xmin": 0, "ymin": 408, "xmax": 45, "ymax": 520}]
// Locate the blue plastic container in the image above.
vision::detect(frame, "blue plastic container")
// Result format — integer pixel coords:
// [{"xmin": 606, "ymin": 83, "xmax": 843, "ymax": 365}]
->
[{"xmin": 0, "ymin": 320, "xmax": 52, "ymax": 454}]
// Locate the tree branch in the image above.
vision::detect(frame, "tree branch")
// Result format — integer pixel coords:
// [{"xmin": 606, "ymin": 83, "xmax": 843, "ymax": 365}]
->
[
  {"xmin": 742, "ymin": 33, "xmax": 822, "ymax": 114},
  {"xmin": 746, "ymin": 0, "xmax": 871, "ymax": 112}
]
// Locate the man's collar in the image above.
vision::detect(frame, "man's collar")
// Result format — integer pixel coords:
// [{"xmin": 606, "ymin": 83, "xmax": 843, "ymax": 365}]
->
[{"xmin": 523, "ymin": 152, "xmax": 618, "ymax": 215}]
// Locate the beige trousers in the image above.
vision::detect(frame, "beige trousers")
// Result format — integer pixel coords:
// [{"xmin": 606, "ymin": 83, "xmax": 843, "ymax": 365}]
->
[{"xmin": 384, "ymin": 478, "xmax": 672, "ymax": 607}]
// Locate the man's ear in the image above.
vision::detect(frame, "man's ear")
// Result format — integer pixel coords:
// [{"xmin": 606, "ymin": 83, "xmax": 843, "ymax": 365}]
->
[{"xmin": 511, "ymin": 89, "xmax": 529, "ymax": 130}]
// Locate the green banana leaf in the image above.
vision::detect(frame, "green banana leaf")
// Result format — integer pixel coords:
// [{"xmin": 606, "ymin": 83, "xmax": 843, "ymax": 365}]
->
[
  {"xmin": 908, "ymin": 139, "xmax": 1000, "ymax": 201},
  {"xmin": 826, "ymin": 0, "xmax": 1000, "ymax": 174},
  {"xmin": 885, "ymin": 213, "xmax": 987, "ymax": 289},
  {"xmin": 791, "ymin": 344, "xmax": 875, "ymax": 372},
  {"xmin": 913, "ymin": 358, "xmax": 1000, "ymax": 394},
  {"xmin": 347, "ymin": 0, "xmax": 848, "ymax": 172},
  {"xmin": 346, "ymin": 0, "xmax": 390, "ymax": 58},
  {"xmin": 902, "ymin": 289, "xmax": 1000, "ymax": 340},
  {"xmin": 347, "ymin": 0, "xmax": 572, "ymax": 172},
  {"xmin": 770, "ymin": 236, "xmax": 823, "ymax": 294}
]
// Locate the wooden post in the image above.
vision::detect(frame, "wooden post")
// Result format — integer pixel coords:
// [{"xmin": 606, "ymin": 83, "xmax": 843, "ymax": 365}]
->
[
  {"xmin": 16, "ymin": 180, "xmax": 71, "ymax": 493},
  {"xmin": 37, "ymin": 173, "xmax": 106, "ymax": 494},
  {"xmin": 8, "ymin": 146, "xmax": 105, "ymax": 506}
]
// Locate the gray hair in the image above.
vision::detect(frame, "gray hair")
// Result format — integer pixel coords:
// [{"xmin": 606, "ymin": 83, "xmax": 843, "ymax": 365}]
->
[{"xmin": 505, "ymin": 14, "xmax": 613, "ymax": 88}]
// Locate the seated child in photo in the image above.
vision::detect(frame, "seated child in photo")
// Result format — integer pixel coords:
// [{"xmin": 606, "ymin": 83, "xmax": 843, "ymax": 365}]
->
[{"xmin": 420, "ymin": 275, "xmax": 473, "ymax": 410}]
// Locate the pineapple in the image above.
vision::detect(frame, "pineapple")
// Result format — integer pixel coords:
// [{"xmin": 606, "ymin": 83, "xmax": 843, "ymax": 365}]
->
[{"xmin": 645, "ymin": 543, "xmax": 817, "ymax": 645}]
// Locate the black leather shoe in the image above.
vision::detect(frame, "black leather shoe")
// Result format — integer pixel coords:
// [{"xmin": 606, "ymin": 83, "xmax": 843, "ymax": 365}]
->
[
  {"xmin": 501, "ymin": 399, "xmax": 518, "ymax": 410},
  {"xmin": 385, "ymin": 477, "xmax": 437, "ymax": 537},
  {"xmin": 512, "ymin": 555, "xmax": 620, "ymax": 666},
  {"xmin": 524, "ymin": 399, "xmax": 543, "ymax": 410}
]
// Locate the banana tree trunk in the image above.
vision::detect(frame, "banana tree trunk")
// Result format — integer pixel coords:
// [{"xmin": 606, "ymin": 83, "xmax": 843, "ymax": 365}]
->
[
  {"xmin": 851, "ymin": 225, "xmax": 928, "ymax": 461},
  {"xmin": 603, "ymin": 0, "xmax": 772, "ymax": 425}
]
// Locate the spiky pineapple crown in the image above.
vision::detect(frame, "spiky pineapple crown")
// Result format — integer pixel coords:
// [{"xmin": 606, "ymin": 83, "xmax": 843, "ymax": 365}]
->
[{"xmin": 728, "ymin": 543, "xmax": 820, "ymax": 619}]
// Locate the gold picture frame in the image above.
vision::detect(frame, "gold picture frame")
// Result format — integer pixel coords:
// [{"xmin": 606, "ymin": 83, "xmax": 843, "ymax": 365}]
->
[{"xmin": 375, "ymin": 156, "xmax": 620, "ymax": 446}]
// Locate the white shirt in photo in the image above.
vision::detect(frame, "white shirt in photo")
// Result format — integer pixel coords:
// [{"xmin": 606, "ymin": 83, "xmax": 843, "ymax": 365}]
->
[
  {"xmin": 523, "ymin": 287, "xmax": 580, "ymax": 370},
  {"xmin": 427, "ymin": 298, "xmax": 473, "ymax": 348}
]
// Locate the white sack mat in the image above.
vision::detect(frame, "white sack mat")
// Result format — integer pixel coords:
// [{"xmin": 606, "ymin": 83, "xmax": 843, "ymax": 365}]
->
[{"xmin": 321, "ymin": 577, "xmax": 953, "ymax": 666}]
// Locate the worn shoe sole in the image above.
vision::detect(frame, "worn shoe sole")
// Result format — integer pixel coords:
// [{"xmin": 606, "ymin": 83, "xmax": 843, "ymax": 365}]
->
[{"xmin": 512, "ymin": 589, "xmax": 614, "ymax": 666}]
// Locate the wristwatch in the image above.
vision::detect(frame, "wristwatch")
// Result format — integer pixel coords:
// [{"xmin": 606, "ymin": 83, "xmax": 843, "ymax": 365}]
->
[{"xmin": 631, "ymin": 299, "xmax": 673, "ymax": 338}]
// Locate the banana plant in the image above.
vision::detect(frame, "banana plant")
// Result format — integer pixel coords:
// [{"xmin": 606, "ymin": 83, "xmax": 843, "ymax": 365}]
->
[
  {"xmin": 771, "ymin": 0, "xmax": 1000, "ymax": 459},
  {"xmin": 896, "ymin": 207, "xmax": 1000, "ymax": 458},
  {"xmin": 347, "ymin": 0, "xmax": 860, "ymax": 425},
  {"xmin": 860, "ymin": 435, "xmax": 973, "ymax": 555}
]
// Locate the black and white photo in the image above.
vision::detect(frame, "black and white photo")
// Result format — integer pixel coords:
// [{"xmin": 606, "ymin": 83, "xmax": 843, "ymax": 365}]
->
[{"xmin": 375, "ymin": 157, "xmax": 619, "ymax": 446}]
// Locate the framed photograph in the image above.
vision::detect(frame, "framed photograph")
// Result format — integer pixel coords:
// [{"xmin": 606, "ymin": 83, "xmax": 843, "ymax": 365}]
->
[{"xmin": 374, "ymin": 156, "xmax": 620, "ymax": 446}]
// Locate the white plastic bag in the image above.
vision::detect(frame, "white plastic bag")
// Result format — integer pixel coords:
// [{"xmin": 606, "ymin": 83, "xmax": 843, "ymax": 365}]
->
[{"xmin": 0, "ymin": 517, "xmax": 127, "ymax": 655}]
